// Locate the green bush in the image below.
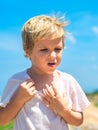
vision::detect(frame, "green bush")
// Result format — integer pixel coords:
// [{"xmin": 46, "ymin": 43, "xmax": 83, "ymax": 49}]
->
[
  {"xmin": 94, "ymin": 102, "xmax": 98, "ymax": 107},
  {"xmin": 0, "ymin": 121, "xmax": 14, "ymax": 130}
]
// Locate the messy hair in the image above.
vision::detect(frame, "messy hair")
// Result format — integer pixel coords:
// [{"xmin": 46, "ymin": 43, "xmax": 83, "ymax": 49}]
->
[{"xmin": 22, "ymin": 14, "xmax": 68, "ymax": 54}]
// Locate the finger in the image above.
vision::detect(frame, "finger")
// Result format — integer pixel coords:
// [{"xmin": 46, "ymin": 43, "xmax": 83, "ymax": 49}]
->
[
  {"xmin": 24, "ymin": 79, "xmax": 34, "ymax": 84},
  {"xmin": 21, "ymin": 79, "xmax": 33, "ymax": 86},
  {"xmin": 26, "ymin": 79, "xmax": 34, "ymax": 84},
  {"xmin": 45, "ymin": 84, "xmax": 55, "ymax": 97},
  {"xmin": 51, "ymin": 83, "xmax": 58, "ymax": 95},
  {"xmin": 31, "ymin": 90, "xmax": 38, "ymax": 95},
  {"xmin": 42, "ymin": 97, "xmax": 50, "ymax": 107},
  {"xmin": 29, "ymin": 86, "xmax": 36, "ymax": 92},
  {"xmin": 42, "ymin": 88, "xmax": 49, "ymax": 98},
  {"xmin": 23, "ymin": 79, "xmax": 35, "ymax": 89},
  {"xmin": 42, "ymin": 88, "xmax": 52, "ymax": 103},
  {"xmin": 27, "ymin": 82, "xmax": 35, "ymax": 88}
]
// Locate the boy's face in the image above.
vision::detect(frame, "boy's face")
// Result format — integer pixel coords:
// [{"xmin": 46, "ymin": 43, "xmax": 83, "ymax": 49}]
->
[{"xmin": 28, "ymin": 37, "xmax": 64, "ymax": 74}]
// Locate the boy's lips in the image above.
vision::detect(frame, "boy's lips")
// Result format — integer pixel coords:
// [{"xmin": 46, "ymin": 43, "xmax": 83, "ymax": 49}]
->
[{"xmin": 48, "ymin": 62, "xmax": 56, "ymax": 67}]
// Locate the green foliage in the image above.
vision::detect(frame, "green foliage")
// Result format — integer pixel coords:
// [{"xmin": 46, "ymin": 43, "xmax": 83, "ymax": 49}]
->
[
  {"xmin": 0, "ymin": 121, "xmax": 14, "ymax": 130},
  {"xmin": 86, "ymin": 91, "xmax": 98, "ymax": 96},
  {"xmin": 94, "ymin": 102, "xmax": 98, "ymax": 107},
  {"xmin": 86, "ymin": 92, "xmax": 98, "ymax": 108}
]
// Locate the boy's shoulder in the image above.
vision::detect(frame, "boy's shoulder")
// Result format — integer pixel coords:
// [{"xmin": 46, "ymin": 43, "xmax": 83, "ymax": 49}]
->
[
  {"xmin": 58, "ymin": 70, "xmax": 74, "ymax": 80},
  {"xmin": 9, "ymin": 69, "xmax": 29, "ymax": 81}
]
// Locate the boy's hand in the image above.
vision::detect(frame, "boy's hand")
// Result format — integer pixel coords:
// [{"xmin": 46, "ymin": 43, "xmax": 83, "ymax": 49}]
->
[
  {"xmin": 42, "ymin": 83, "xmax": 69, "ymax": 116},
  {"xmin": 12, "ymin": 79, "xmax": 37, "ymax": 104}
]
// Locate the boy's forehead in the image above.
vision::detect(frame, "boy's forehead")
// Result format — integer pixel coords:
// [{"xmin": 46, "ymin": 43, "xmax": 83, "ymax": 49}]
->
[
  {"xmin": 36, "ymin": 38, "xmax": 63, "ymax": 47},
  {"xmin": 38, "ymin": 37, "xmax": 63, "ymax": 43}
]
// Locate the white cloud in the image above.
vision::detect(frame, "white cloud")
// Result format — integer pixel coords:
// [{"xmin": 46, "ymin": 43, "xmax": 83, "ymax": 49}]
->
[
  {"xmin": 70, "ymin": 12, "xmax": 98, "ymax": 39},
  {"xmin": 92, "ymin": 63, "xmax": 98, "ymax": 70},
  {"xmin": 92, "ymin": 26, "xmax": 98, "ymax": 34},
  {"xmin": 90, "ymin": 56, "xmax": 97, "ymax": 61},
  {"xmin": 66, "ymin": 33, "xmax": 76, "ymax": 44}
]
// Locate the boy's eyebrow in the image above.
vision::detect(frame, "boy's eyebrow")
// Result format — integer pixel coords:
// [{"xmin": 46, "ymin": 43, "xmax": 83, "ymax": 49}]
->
[{"xmin": 38, "ymin": 45, "xmax": 47, "ymax": 48}]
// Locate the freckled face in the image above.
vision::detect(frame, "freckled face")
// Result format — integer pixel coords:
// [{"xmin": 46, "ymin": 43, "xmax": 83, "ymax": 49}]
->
[{"xmin": 28, "ymin": 38, "xmax": 64, "ymax": 74}]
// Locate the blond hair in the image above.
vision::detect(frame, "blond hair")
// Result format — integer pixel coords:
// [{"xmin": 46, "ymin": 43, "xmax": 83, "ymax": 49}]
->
[{"xmin": 22, "ymin": 14, "xmax": 68, "ymax": 54}]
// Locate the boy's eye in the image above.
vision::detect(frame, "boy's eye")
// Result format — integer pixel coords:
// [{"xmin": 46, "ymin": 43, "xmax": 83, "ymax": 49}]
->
[
  {"xmin": 55, "ymin": 48, "xmax": 62, "ymax": 51},
  {"xmin": 40, "ymin": 48, "xmax": 48, "ymax": 52}
]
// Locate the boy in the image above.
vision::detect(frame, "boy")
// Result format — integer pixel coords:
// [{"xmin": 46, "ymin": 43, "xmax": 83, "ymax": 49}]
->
[{"xmin": 0, "ymin": 14, "xmax": 90, "ymax": 130}]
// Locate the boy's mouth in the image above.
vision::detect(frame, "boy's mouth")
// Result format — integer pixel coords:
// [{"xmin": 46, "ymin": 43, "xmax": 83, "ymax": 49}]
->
[{"xmin": 48, "ymin": 62, "xmax": 56, "ymax": 67}]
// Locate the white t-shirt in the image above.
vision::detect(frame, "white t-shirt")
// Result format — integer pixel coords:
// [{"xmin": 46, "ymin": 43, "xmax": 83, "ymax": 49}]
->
[{"xmin": 0, "ymin": 70, "xmax": 90, "ymax": 130}]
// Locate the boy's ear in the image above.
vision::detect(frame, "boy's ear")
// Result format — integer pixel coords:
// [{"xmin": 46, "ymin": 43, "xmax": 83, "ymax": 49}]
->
[{"xmin": 25, "ymin": 50, "xmax": 30, "ymax": 58}]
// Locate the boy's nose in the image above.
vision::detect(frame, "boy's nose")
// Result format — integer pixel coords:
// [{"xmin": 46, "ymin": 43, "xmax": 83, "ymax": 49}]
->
[{"xmin": 48, "ymin": 51, "xmax": 56, "ymax": 59}]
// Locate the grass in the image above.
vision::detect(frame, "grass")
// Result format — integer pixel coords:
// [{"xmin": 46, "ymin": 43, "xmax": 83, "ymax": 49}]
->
[
  {"xmin": 86, "ymin": 92, "xmax": 98, "ymax": 107},
  {"xmin": 0, "ymin": 121, "xmax": 14, "ymax": 130},
  {"xmin": 94, "ymin": 102, "xmax": 98, "ymax": 107}
]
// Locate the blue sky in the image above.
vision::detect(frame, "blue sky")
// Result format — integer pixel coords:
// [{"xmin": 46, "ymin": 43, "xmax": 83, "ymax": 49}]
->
[{"xmin": 0, "ymin": 0, "xmax": 98, "ymax": 95}]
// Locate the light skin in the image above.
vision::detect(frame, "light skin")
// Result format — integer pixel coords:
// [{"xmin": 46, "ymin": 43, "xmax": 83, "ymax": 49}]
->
[{"xmin": 0, "ymin": 37, "xmax": 83, "ymax": 126}]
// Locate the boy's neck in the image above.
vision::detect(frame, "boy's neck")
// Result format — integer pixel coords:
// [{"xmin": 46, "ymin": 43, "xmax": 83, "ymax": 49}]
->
[
  {"xmin": 27, "ymin": 67, "xmax": 60, "ymax": 90},
  {"xmin": 28, "ymin": 67, "xmax": 57, "ymax": 78}
]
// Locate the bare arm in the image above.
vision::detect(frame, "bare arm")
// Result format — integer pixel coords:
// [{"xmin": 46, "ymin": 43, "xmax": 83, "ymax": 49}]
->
[
  {"xmin": 0, "ymin": 98, "xmax": 24, "ymax": 126},
  {"xmin": 0, "ymin": 79, "xmax": 37, "ymax": 126},
  {"xmin": 56, "ymin": 101, "xmax": 83, "ymax": 126},
  {"xmin": 42, "ymin": 83, "xmax": 83, "ymax": 126}
]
